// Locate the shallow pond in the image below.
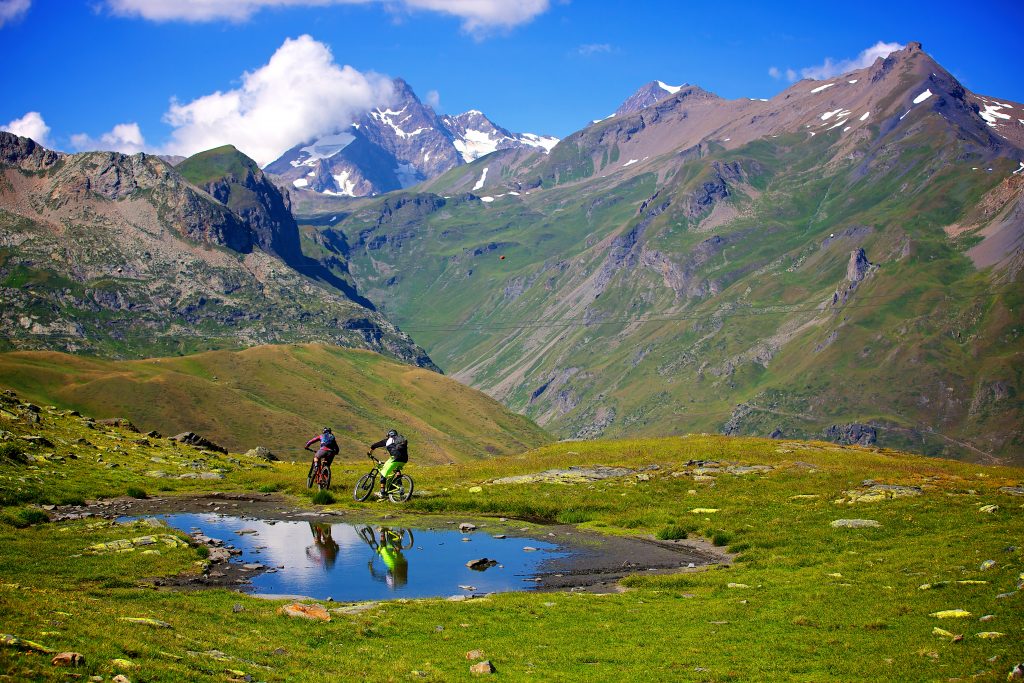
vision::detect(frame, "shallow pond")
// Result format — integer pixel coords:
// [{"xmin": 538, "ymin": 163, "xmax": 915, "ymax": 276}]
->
[{"xmin": 153, "ymin": 513, "xmax": 569, "ymax": 601}]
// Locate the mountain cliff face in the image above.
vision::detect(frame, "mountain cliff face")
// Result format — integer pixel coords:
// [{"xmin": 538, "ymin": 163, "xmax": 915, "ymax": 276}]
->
[
  {"xmin": 309, "ymin": 43, "xmax": 1024, "ymax": 463},
  {"xmin": 265, "ymin": 78, "xmax": 557, "ymax": 198},
  {"xmin": 0, "ymin": 133, "xmax": 434, "ymax": 367}
]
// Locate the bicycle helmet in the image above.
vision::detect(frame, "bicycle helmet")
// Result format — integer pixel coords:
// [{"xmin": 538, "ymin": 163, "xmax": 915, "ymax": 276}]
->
[
  {"xmin": 323, "ymin": 427, "xmax": 332, "ymax": 434},
  {"xmin": 387, "ymin": 429, "xmax": 398, "ymax": 437}
]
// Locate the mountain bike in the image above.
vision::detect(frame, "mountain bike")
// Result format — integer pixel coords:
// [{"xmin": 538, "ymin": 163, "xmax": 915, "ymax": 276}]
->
[
  {"xmin": 357, "ymin": 525, "xmax": 415, "ymax": 550},
  {"xmin": 304, "ymin": 446, "xmax": 332, "ymax": 491},
  {"xmin": 354, "ymin": 453, "xmax": 414, "ymax": 502}
]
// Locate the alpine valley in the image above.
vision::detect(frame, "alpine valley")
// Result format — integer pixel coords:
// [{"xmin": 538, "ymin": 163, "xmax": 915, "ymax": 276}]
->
[
  {"xmin": 2, "ymin": 42, "xmax": 1023, "ymax": 464},
  {"xmin": 297, "ymin": 43, "xmax": 1024, "ymax": 464}
]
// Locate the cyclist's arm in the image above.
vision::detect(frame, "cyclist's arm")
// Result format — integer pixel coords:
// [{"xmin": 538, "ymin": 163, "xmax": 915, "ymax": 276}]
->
[
  {"xmin": 305, "ymin": 437, "xmax": 319, "ymax": 449},
  {"xmin": 368, "ymin": 439, "xmax": 386, "ymax": 450}
]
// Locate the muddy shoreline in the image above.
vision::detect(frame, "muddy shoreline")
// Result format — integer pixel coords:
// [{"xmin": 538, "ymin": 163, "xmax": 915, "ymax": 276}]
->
[{"xmin": 57, "ymin": 492, "xmax": 730, "ymax": 596}]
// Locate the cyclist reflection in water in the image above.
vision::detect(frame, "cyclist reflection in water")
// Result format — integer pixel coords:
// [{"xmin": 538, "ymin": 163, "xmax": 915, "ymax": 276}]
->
[
  {"xmin": 362, "ymin": 527, "xmax": 409, "ymax": 589},
  {"xmin": 305, "ymin": 522, "xmax": 340, "ymax": 570}
]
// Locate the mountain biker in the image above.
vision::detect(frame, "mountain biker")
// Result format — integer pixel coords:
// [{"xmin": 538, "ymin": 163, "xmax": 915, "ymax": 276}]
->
[
  {"xmin": 305, "ymin": 427, "xmax": 339, "ymax": 467},
  {"xmin": 368, "ymin": 428, "xmax": 408, "ymax": 499}
]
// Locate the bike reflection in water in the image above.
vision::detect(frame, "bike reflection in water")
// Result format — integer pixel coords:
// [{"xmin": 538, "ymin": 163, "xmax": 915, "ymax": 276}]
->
[
  {"xmin": 358, "ymin": 526, "xmax": 413, "ymax": 589},
  {"xmin": 305, "ymin": 522, "xmax": 340, "ymax": 570}
]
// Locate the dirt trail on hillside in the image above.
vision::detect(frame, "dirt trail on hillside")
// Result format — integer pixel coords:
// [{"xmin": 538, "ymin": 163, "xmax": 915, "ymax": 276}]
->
[{"xmin": 59, "ymin": 492, "xmax": 729, "ymax": 595}]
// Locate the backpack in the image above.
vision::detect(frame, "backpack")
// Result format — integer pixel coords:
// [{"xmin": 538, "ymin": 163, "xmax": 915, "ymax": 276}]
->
[
  {"xmin": 387, "ymin": 432, "xmax": 409, "ymax": 459},
  {"xmin": 321, "ymin": 433, "xmax": 336, "ymax": 448}
]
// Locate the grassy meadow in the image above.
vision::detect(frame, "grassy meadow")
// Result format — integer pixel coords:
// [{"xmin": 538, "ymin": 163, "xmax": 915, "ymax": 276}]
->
[{"xmin": 0, "ymin": 393, "xmax": 1021, "ymax": 681}]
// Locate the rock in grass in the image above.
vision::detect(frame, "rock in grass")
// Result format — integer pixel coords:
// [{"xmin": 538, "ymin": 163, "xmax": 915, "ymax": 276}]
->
[
  {"xmin": 467, "ymin": 486, "xmax": 483, "ymax": 493},
  {"xmin": 976, "ymin": 631, "xmax": 1004, "ymax": 639},
  {"xmin": 929, "ymin": 609, "xmax": 971, "ymax": 619},
  {"xmin": 245, "ymin": 446, "xmax": 278, "ymax": 461},
  {"xmin": 1, "ymin": 633, "xmax": 54, "ymax": 653},
  {"xmin": 978, "ymin": 504, "xmax": 999, "ymax": 513},
  {"xmin": 119, "ymin": 617, "xmax": 172, "ymax": 628},
  {"xmin": 470, "ymin": 660, "xmax": 496, "ymax": 675},
  {"xmin": 111, "ymin": 658, "xmax": 136, "ymax": 670},
  {"xmin": 830, "ymin": 519, "xmax": 881, "ymax": 529},
  {"xmin": 51, "ymin": 652, "xmax": 85, "ymax": 667},
  {"xmin": 112, "ymin": 675, "xmax": 131, "ymax": 683},
  {"xmin": 459, "ymin": 523, "xmax": 477, "ymax": 532},
  {"xmin": 466, "ymin": 649, "xmax": 485, "ymax": 660},
  {"xmin": 690, "ymin": 508, "xmax": 720, "ymax": 514},
  {"xmin": 278, "ymin": 603, "xmax": 330, "ymax": 622},
  {"xmin": 980, "ymin": 560, "xmax": 996, "ymax": 571}
]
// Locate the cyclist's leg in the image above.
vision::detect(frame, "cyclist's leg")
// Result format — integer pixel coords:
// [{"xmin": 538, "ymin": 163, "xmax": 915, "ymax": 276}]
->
[{"xmin": 379, "ymin": 457, "xmax": 399, "ymax": 493}]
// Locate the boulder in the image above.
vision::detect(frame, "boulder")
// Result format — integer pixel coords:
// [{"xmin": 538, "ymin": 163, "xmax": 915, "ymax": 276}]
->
[
  {"xmin": 170, "ymin": 432, "xmax": 227, "ymax": 454},
  {"xmin": 278, "ymin": 603, "xmax": 331, "ymax": 622},
  {"xmin": 466, "ymin": 649, "xmax": 485, "ymax": 660},
  {"xmin": 245, "ymin": 446, "xmax": 278, "ymax": 462},
  {"xmin": 470, "ymin": 660, "xmax": 496, "ymax": 675},
  {"xmin": 459, "ymin": 523, "xmax": 477, "ymax": 532},
  {"xmin": 98, "ymin": 418, "xmax": 140, "ymax": 432},
  {"xmin": 51, "ymin": 652, "xmax": 85, "ymax": 666},
  {"xmin": 830, "ymin": 519, "xmax": 881, "ymax": 529},
  {"xmin": 466, "ymin": 558, "xmax": 498, "ymax": 571},
  {"xmin": 823, "ymin": 423, "xmax": 877, "ymax": 446}
]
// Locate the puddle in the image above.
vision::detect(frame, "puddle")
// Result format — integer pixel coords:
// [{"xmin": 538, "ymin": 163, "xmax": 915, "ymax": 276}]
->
[{"xmin": 148, "ymin": 514, "xmax": 569, "ymax": 601}]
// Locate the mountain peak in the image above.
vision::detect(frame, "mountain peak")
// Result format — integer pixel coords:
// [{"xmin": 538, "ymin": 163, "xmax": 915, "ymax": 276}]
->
[{"xmin": 615, "ymin": 80, "xmax": 692, "ymax": 116}]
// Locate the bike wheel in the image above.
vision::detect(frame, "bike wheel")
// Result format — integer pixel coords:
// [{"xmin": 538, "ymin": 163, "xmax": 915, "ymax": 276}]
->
[
  {"xmin": 388, "ymin": 473, "xmax": 414, "ymax": 503},
  {"xmin": 306, "ymin": 461, "xmax": 317, "ymax": 489},
  {"xmin": 318, "ymin": 464, "xmax": 332, "ymax": 491},
  {"xmin": 395, "ymin": 528, "xmax": 415, "ymax": 549},
  {"xmin": 354, "ymin": 472, "xmax": 376, "ymax": 502}
]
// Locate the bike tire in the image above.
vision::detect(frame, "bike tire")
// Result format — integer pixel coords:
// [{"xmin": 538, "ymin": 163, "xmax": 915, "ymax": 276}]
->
[
  {"xmin": 306, "ymin": 461, "xmax": 317, "ymax": 489},
  {"xmin": 354, "ymin": 472, "xmax": 376, "ymax": 502},
  {"xmin": 388, "ymin": 473, "xmax": 414, "ymax": 503},
  {"xmin": 395, "ymin": 528, "xmax": 415, "ymax": 549},
  {"xmin": 318, "ymin": 464, "xmax": 332, "ymax": 491}
]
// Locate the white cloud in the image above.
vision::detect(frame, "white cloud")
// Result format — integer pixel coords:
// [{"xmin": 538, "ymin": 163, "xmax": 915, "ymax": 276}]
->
[
  {"xmin": 425, "ymin": 89, "xmax": 441, "ymax": 110},
  {"xmin": 768, "ymin": 66, "xmax": 780, "ymax": 79},
  {"xmin": 800, "ymin": 41, "xmax": 904, "ymax": 81},
  {"xmin": 786, "ymin": 68, "xmax": 797, "ymax": 82},
  {"xmin": 161, "ymin": 34, "xmax": 394, "ymax": 166},
  {"xmin": 70, "ymin": 122, "xmax": 147, "ymax": 154},
  {"xmin": 103, "ymin": 0, "xmax": 549, "ymax": 34},
  {"xmin": 577, "ymin": 43, "xmax": 613, "ymax": 57},
  {"xmin": 2, "ymin": 111, "xmax": 50, "ymax": 145},
  {"xmin": 0, "ymin": 0, "xmax": 31, "ymax": 27}
]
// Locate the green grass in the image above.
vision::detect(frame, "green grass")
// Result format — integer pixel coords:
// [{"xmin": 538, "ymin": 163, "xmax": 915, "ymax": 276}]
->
[{"xmin": 0, "ymin": 403, "xmax": 1021, "ymax": 681}]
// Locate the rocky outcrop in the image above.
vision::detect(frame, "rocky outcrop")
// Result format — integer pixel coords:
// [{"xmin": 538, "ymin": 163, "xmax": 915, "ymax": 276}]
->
[
  {"xmin": 823, "ymin": 423, "xmax": 877, "ymax": 446},
  {"xmin": 169, "ymin": 432, "xmax": 228, "ymax": 454}
]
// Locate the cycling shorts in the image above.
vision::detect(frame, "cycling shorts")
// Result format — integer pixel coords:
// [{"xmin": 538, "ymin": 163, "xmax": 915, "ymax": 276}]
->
[{"xmin": 380, "ymin": 457, "xmax": 405, "ymax": 479}]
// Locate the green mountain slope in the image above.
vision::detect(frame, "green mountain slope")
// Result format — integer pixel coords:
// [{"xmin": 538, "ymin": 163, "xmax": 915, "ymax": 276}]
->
[
  {"xmin": 302, "ymin": 44, "xmax": 1024, "ymax": 463},
  {"xmin": 0, "ymin": 135, "xmax": 431, "ymax": 367},
  {"xmin": 0, "ymin": 344, "xmax": 549, "ymax": 462}
]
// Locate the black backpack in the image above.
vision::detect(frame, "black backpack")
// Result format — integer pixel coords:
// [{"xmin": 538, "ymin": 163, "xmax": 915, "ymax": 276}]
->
[{"xmin": 321, "ymin": 432, "xmax": 336, "ymax": 448}]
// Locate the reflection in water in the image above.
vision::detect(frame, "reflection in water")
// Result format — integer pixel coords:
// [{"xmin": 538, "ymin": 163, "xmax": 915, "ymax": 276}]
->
[
  {"xmin": 305, "ymin": 522, "xmax": 340, "ymax": 570},
  {"xmin": 144, "ymin": 513, "xmax": 569, "ymax": 601},
  {"xmin": 359, "ymin": 526, "xmax": 412, "ymax": 589}
]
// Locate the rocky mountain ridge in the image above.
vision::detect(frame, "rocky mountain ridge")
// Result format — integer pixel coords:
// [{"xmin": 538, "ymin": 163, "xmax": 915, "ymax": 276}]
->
[
  {"xmin": 312, "ymin": 43, "xmax": 1024, "ymax": 463},
  {"xmin": 0, "ymin": 132, "xmax": 434, "ymax": 367}
]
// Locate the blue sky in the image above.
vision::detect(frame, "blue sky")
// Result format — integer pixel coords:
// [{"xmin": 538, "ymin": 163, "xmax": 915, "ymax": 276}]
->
[{"xmin": 2, "ymin": 0, "xmax": 1022, "ymax": 165}]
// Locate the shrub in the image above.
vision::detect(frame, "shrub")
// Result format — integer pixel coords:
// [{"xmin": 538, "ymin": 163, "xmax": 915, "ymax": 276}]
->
[
  {"xmin": 126, "ymin": 487, "xmax": 148, "ymax": 499},
  {"xmin": 656, "ymin": 525, "xmax": 688, "ymax": 540},
  {"xmin": 258, "ymin": 483, "xmax": 282, "ymax": 493},
  {"xmin": 712, "ymin": 532, "xmax": 732, "ymax": 547},
  {"xmin": 556, "ymin": 509, "xmax": 592, "ymax": 524},
  {"xmin": 311, "ymin": 490, "xmax": 336, "ymax": 505},
  {"xmin": 0, "ymin": 443, "xmax": 26, "ymax": 464},
  {"xmin": 1, "ymin": 508, "xmax": 50, "ymax": 528},
  {"xmin": 195, "ymin": 546, "xmax": 210, "ymax": 559}
]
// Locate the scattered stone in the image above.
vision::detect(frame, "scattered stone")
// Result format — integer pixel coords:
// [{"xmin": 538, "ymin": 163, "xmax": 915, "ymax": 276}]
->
[
  {"xmin": 459, "ymin": 585, "xmax": 477, "ymax": 592},
  {"xmin": 242, "ymin": 563, "xmax": 264, "ymax": 571},
  {"xmin": 470, "ymin": 661, "xmax": 496, "ymax": 675},
  {"xmin": 0, "ymin": 634, "xmax": 52, "ymax": 653},
  {"xmin": 278, "ymin": 603, "xmax": 330, "ymax": 622},
  {"xmin": 978, "ymin": 504, "xmax": 999, "ymax": 513},
  {"xmin": 522, "ymin": 547, "xmax": 537, "ymax": 552},
  {"xmin": 112, "ymin": 675, "xmax": 131, "ymax": 683},
  {"xmin": 998, "ymin": 486, "xmax": 1024, "ymax": 496},
  {"xmin": 996, "ymin": 591, "xmax": 1018, "ymax": 599},
  {"xmin": 980, "ymin": 560, "xmax": 996, "ymax": 571},
  {"xmin": 932, "ymin": 627, "xmax": 957, "ymax": 639},
  {"xmin": 977, "ymin": 631, "xmax": 1004, "ymax": 639},
  {"xmin": 236, "ymin": 529, "xmax": 259, "ymax": 535},
  {"xmin": 727, "ymin": 583, "xmax": 750, "ymax": 589},
  {"xmin": 690, "ymin": 508, "xmax": 719, "ymax": 514},
  {"xmin": 459, "ymin": 523, "xmax": 477, "ymax": 532},
  {"xmin": 930, "ymin": 609, "xmax": 971, "ymax": 619},
  {"xmin": 839, "ymin": 484, "xmax": 922, "ymax": 504},
  {"xmin": 830, "ymin": 519, "xmax": 881, "ymax": 529},
  {"xmin": 232, "ymin": 604, "xmax": 244, "ymax": 613},
  {"xmin": 468, "ymin": 486, "xmax": 483, "ymax": 493},
  {"xmin": 208, "ymin": 548, "xmax": 231, "ymax": 562},
  {"xmin": 980, "ymin": 614, "xmax": 995, "ymax": 622},
  {"xmin": 492, "ymin": 465, "xmax": 638, "ymax": 485},
  {"xmin": 466, "ymin": 558, "xmax": 498, "ymax": 571},
  {"xmin": 51, "ymin": 651, "xmax": 84, "ymax": 667},
  {"xmin": 245, "ymin": 446, "xmax": 279, "ymax": 462},
  {"xmin": 493, "ymin": 534, "xmax": 506, "ymax": 539},
  {"xmin": 86, "ymin": 535, "xmax": 187, "ymax": 554},
  {"xmin": 272, "ymin": 648, "xmax": 288, "ymax": 656},
  {"xmin": 466, "ymin": 650, "xmax": 485, "ymax": 660},
  {"xmin": 111, "ymin": 658, "xmax": 136, "ymax": 670},
  {"xmin": 119, "ymin": 617, "xmax": 172, "ymax": 628}
]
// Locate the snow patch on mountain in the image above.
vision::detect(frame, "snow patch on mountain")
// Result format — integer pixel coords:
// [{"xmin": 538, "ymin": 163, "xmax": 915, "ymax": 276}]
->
[
  {"xmin": 913, "ymin": 89, "xmax": 933, "ymax": 104},
  {"xmin": 473, "ymin": 167, "xmax": 489, "ymax": 191},
  {"xmin": 657, "ymin": 80, "xmax": 682, "ymax": 94},
  {"xmin": 811, "ymin": 83, "xmax": 836, "ymax": 93}
]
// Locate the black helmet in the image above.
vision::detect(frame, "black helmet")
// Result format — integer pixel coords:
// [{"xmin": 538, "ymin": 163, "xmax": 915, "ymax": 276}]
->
[
  {"xmin": 386, "ymin": 429, "xmax": 398, "ymax": 437},
  {"xmin": 323, "ymin": 427, "xmax": 332, "ymax": 434}
]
